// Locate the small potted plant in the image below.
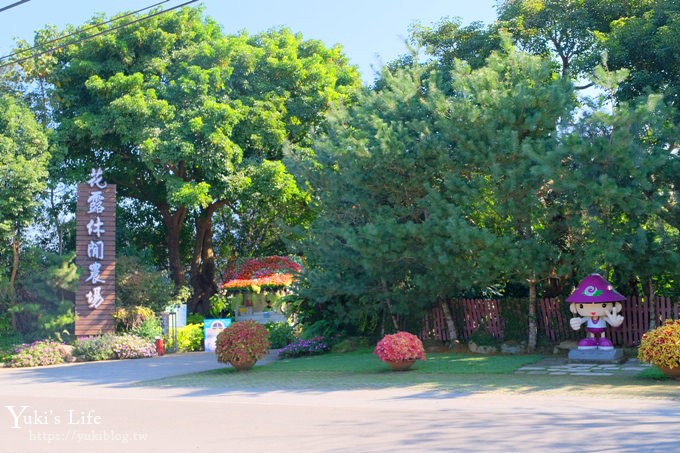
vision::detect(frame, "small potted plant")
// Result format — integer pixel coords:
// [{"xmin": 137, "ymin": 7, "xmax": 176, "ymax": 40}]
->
[
  {"xmin": 374, "ymin": 331, "xmax": 426, "ymax": 371},
  {"xmin": 215, "ymin": 320, "xmax": 270, "ymax": 371},
  {"xmin": 638, "ymin": 319, "xmax": 680, "ymax": 379}
]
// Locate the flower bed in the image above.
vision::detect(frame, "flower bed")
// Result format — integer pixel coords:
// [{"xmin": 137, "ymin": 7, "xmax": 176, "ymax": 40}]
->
[
  {"xmin": 278, "ymin": 337, "xmax": 330, "ymax": 359},
  {"xmin": 638, "ymin": 319, "xmax": 680, "ymax": 370}
]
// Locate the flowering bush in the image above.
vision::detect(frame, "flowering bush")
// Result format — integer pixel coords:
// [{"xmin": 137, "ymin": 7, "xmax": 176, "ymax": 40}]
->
[
  {"xmin": 111, "ymin": 334, "xmax": 156, "ymax": 359},
  {"xmin": 374, "ymin": 332, "xmax": 426, "ymax": 362},
  {"xmin": 73, "ymin": 334, "xmax": 116, "ymax": 361},
  {"xmin": 215, "ymin": 320, "xmax": 270, "ymax": 366},
  {"xmin": 278, "ymin": 337, "xmax": 330, "ymax": 359},
  {"xmin": 8, "ymin": 340, "xmax": 65, "ymax": 368},
  {"xmin": 638, "ymin": 320, "xmax": 680, "ymax": 369},
  {"xmin": 222, "ymin": 256, "xmax": 302, "ymax": 292}
]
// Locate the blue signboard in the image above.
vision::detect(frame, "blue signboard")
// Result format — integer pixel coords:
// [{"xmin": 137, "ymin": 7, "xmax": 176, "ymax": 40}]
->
[{"xmin": 204, "ymin": 318, "xmax": 232, "ymax": 352}]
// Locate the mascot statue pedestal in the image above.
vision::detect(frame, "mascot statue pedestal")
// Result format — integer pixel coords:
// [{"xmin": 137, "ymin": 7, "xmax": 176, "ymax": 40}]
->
[{"xmin": 568, "ymin": 347, "xmax": 625, "ymax": 364}]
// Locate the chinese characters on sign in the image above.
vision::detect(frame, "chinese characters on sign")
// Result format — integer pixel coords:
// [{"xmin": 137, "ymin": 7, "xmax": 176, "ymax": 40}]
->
[{"xmin": 75, "ymin": 168, "xmax": 116, "ymax": 335}]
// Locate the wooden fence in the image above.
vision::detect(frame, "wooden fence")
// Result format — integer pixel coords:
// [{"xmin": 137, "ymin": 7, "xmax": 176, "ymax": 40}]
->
[{"xmin": 421, "ymin": 296, "xmax": 679, "ymax": 347}]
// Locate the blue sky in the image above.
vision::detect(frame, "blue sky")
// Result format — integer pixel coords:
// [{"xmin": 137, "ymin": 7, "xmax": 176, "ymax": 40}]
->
[{"xmin": 0, "ymin": 0, "xmax": 497, "ymax": 84}]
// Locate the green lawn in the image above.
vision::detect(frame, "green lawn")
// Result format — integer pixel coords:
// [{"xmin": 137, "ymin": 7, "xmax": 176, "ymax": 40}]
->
[{"xmin": 141, "ymin": 349, "xmax": 680, "ymax": 400}]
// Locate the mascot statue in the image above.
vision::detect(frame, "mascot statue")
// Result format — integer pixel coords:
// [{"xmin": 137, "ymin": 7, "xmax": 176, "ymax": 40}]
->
[{"xmin": 567, "ymin": 274, "xmax": 625, "ymax": 350}]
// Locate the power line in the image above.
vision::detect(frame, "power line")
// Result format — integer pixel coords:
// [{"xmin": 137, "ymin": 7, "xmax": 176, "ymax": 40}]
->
[
  {"xmin": 0, "ymin": 0, "xmax": 198, "ymax": 70},
  {"xmin": 0, "ymin": 0, "xmax": 30, "ymax": 14},
  {"xmin": 1, "ymin": 0, "xmax": 170, "ymax": 61}
]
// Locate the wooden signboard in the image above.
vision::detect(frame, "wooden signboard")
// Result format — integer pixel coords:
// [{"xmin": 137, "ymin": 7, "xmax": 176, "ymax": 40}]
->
[{"xmin": 75, "ymin": 169, "xmax": 116, "ymax": 336}]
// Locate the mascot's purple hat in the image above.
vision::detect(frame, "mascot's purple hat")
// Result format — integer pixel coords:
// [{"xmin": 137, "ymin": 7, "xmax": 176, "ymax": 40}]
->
[{"xmin": 566, "ymin": 273, "xmax": 625, "ymax": 304}]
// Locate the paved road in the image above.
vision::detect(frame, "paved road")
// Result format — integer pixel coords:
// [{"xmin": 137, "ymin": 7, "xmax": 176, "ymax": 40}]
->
[{"xmin": 1, "ymin": 353, "xmax": 679, "ymax": 452}]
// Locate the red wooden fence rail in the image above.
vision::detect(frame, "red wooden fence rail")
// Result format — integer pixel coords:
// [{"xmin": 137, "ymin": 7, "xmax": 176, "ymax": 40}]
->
[{"xmin": 422, "ymin": 296, "xmax": 679, "ymax": 347}]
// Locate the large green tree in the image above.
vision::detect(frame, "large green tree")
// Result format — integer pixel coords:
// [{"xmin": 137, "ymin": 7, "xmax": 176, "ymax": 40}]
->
[
  {"xmin": 33, "ymin": 7, "xmax": 360, "ymax": 313},
  {"xmin": 0, "ymin": 93, "xmax": 50, "ymax": 328},
  {"xmin": 292, "ymin": 43, "xmax": 576, "ymax": 347},
  {"xmin": 291, "ymin": 62, "xmax": 500, "ymax": 336},
  {"xmin": 600, "ymin": 0, "xmax": 680, "ymax": 109},
  {"xmin": 443, "ymin": 44, "xmax": 576, "ymax": 350},
  {"xmin": 553, "ymin": 90, "xmax": 680, "ymax": 327}
]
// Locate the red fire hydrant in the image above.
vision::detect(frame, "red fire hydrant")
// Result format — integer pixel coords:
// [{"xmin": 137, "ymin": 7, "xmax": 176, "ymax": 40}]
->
[{"xmin": 155, "ymin": 337, "xmax": 165, "ymax": 356}]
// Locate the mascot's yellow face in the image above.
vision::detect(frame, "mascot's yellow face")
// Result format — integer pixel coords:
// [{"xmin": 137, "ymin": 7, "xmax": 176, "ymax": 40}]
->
[{"xmin": 570, "ymin": 302, "xmax": 622, "ymax": 318}]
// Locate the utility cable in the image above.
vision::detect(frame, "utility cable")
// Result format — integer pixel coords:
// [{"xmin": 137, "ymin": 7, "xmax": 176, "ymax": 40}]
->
[
  {"xmin": 0, "ymin": 0, "xmax": 198, "ymax": 70},
  {"xmin": 1, "ymin": 0, "xmax": 170, "ymax": 61},
  {"xmin": 0, "ymin": 0, "xmax": 30, "ymax": 14}
]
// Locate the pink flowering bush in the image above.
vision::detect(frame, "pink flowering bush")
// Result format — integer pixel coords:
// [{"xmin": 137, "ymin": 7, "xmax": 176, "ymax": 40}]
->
[
  {"xmin": 638, "ymin": 319, "xmax": 680, "ymax": 369},
  {"xmin": 215, "ymin": 320, "xmax": 270, "ymax": 367},
  {"xmin": 111, "ymin": 334, "xmax": 156, "ymax": 359},
  {"xmin": 374, "ymin": 332, "xmax": 426, "ymax": 362},
  {"xmin": 7, "ymin": 340, "xmax": 65, "ymax": 368}
]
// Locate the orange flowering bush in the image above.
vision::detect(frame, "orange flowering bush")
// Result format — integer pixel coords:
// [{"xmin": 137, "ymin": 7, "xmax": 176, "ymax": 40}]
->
[
  {"xmin": 638, "ymin": 319, "xmax": 680, "ymax": 369},
  {"xmin": 215, "ymin": 320, "xmax": 270, "ymax": 368},
  {"xmin": 374, "ymin": 331, "xmax": 426, "ymax": 362}
]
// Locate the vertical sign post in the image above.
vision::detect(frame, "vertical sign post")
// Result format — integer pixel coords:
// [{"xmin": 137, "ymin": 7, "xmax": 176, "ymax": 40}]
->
[{"xmin": 75, "ymin": 168, "xmax": 116, "ymax": 336}]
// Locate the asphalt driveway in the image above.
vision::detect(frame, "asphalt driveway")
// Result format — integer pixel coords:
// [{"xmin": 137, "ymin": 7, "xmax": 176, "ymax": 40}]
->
[{"xmin": 1, "ymin": 352, "xmax": 679, "ymax": 452}]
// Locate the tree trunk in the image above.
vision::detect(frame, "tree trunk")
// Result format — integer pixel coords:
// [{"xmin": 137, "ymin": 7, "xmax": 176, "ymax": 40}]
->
[
  {"xmin": 9, "ymin": 229, "xmax": 19, "ymax": 330},
  {"xmin": 440, "ymin": 298, "xmax": 458, "ymax": 343},
  {"xmin": 380, "ymin": 278, "xmax": 399, "ymax": 331},
  {"xmin": 159, "ymin": 205, "xmax": 188, "ymax": 289},
  {"xmin": 646, "ymin": 278, "xmax": 657, "ymax": 330},
  {"xmin": 189, "ymin": 204, "xmax": 225, "ymax": 315},
  {"xmin": 527, "ymin": 278, "xmax": 538, "ymax": 353}
]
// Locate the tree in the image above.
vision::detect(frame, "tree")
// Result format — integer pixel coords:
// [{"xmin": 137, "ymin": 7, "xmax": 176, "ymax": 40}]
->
[
  {"xmin": 408, "ymin": 18, "xmax": 502, "ymax": 72},
  {"xmin": 34, "ymin": 7, "xmax": 361, "ymax": 313},
  {"xmin": 215, "ymin": 160, "xmax": 313, "ymax": 258},
  {"xmin": 290, "ymin": 42, "xmax": 574, "ymax": 343},
  {"xmin": 553, "ymin": 91, "xmax": 680, "ymax": 328},
  {"xmin": 600, "ymin": 0, "xmax": 680, "ymax": 109},
  {"xmin": 443, "ymin": 43, "xmax": 576, "ymax": 351},
  {"xmin": 497, "ymin": 0, "xmax": 610, "ymax": 79},
  {"xmin": 0, "ymin": 93, "xmax": 50, "ymax": 328}
]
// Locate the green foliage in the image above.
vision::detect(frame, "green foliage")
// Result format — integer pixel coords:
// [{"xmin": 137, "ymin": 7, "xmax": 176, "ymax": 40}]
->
[
  {"xmin": 33, "ymin": 7, "xmax": 361, "ymax": 314},
  {"xmin": 265, "ymin": 321, "xmax": 295, "ymax": 349},
  {"xmin": 293, "ymin": 44, "xmax": 575, "ymax": 339},
  {"xmin": 408, "ymin": 18, "xmax": 501, "ymax": 72},
  {"xmin": 7, "ymin": 249, "xmax": 79, "ymax": 340},
  {"xmin": 113, "ymin": 306, "xmax": 156, "ymax": 332},
  {"xmin": 73, "ymin": 334, "xmax": 116, "ymax": 362},
  {"xmin": 7, "ymin": 340, "xmax": 64, "ymax": 368},
  {"xmin": 331, "ymin": 337, "xmax": 371, "ymax": 353},
  {"xmin": 601, "ymin": 0, "xmax": 680, "ymax": 110},
  {"xmin": 186, "ymin": 313, "xmax": 205, "ymax": 325},
  {"xmin": 0, "ymin": 332, "xmax": 22, "ymax": 364},
  {"xmin": 0, "ymin": 93, "xmax": 49, "ymax": 243},
  {"xmin": 216, "ymin": 160, "xmax": 314, "ymax": 257},
  {"xmin": 468, "ymin": 324, "xmax": 500, "ymax": 347},
  {"xmin": 208, "ymin": 294, "xmax": 232, "ymax": 319},
  {"xmin": 116, "ymin": 254, "xmax": 174, "ymax": 313},
  {"xmin": 175, "ymin": 324, "xmax": 204, "ymax": 352},
  {"xmin": 497, "ymin": 0, "xmax": 604, "ymax": 78},
  {"xmin": 131, "ymin": 317, "xmax": 163, "ymax": 341}
]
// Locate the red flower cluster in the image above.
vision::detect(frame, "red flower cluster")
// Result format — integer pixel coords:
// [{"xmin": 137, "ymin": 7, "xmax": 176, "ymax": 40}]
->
[{"xmin": 221, "ymin": 256, "xmax": 302, "ymax": 291}]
